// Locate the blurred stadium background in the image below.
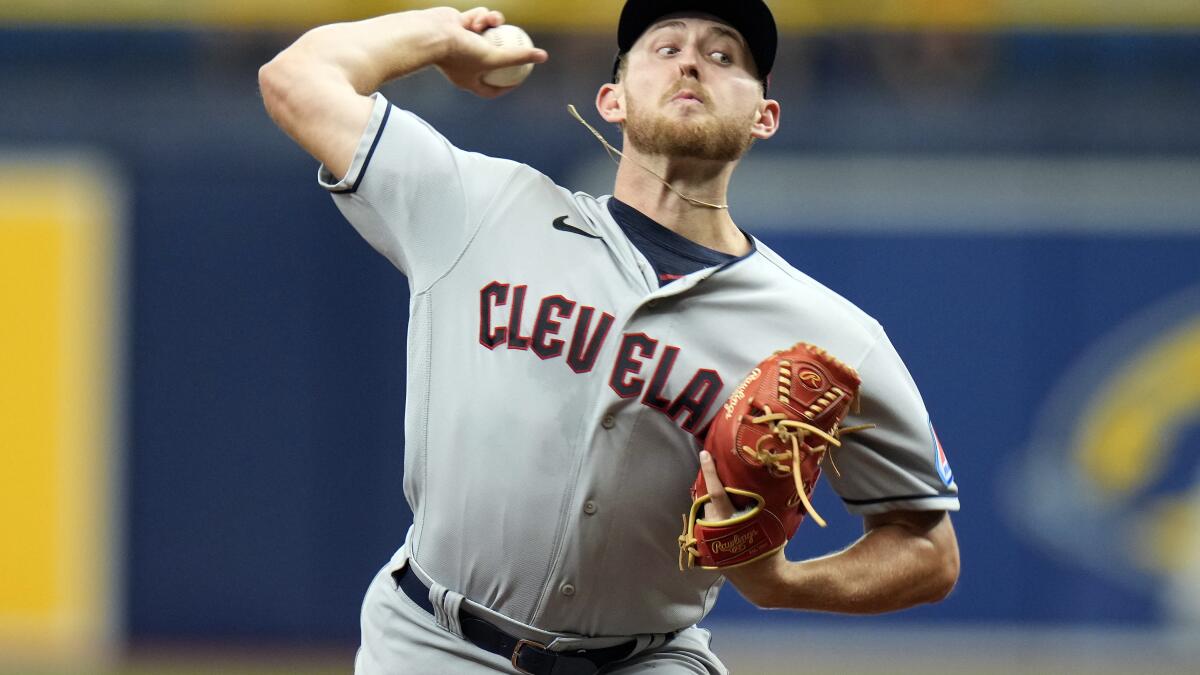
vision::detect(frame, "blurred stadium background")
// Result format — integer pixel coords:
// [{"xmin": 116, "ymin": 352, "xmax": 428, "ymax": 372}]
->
[{"xmin": 2, "ymin": 0, "xmax": 1199, "ymax": 673}]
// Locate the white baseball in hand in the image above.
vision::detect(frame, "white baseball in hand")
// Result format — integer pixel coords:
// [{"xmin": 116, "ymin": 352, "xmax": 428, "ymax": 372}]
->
[{"xmin": 481, "ymin": 24, "xmax": 536, "ymax": 88}]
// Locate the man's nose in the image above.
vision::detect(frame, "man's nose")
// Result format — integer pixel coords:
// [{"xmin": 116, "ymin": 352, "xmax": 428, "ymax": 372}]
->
[{"xmin": 677, "ymin": 46, "xmax": 701, "ymax": 80}]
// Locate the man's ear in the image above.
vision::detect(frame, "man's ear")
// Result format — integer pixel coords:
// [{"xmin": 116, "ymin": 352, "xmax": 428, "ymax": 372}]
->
[
  {"xmin": 596, "ymin": 83, "xmax": 626, "ymax": 125},
  {"xmin": 751, "ymin": 98, "xmax": 781, "ymax": 140}
]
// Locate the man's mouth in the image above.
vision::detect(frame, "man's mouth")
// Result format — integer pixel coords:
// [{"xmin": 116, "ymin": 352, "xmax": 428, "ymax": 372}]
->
[{"xmin": 671, "ymin": 90, "xmax": 705, "ymax": 104}]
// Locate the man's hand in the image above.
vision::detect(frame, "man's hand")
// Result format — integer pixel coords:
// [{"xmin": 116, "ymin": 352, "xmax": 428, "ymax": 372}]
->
[
  {"xmin": 434, "ymin": 7, "xmax": 549, "ymax": 98},
  {"xmin": 698, "ymin": 448, "xmax": 790, "ymax": 586}
]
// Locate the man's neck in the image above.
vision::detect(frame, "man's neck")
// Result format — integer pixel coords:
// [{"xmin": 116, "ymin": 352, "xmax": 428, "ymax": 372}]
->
[{"xmin": 611, "ymin": 151, "xmax": 750, "ymax": 257}]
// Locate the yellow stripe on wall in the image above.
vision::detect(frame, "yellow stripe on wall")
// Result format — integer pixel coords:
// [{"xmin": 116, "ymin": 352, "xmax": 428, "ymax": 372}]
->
[
  {"xmin": 0, "ymin": 157, "xmax": 121, "ymax": 663},
  {"xmin": 0, "ymin": 0, "xmax": 1199, "ymax": 31}
]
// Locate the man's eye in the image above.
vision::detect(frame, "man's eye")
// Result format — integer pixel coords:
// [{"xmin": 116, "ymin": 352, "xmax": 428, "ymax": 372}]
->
[
  {"xmin": 657, "ymin": 46, "xmax": 680, "ymax": 56},
  {"xmin": 711, "ymin": 51, "xmax": 733, "ymax": 65}
]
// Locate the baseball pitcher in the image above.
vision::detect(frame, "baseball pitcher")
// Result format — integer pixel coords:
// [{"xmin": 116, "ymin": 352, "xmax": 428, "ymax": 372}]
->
[{"xmin": 260, "ymin": 1, "xmax": 960, "ymax": 673}]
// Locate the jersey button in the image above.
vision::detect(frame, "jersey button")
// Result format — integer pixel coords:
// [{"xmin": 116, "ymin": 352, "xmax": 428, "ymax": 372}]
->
[
  {"xmin": 583, "ymin": 501, "xmax": 598, "ymax": 515},
  {"xmin": 601, "ymin": 414, "xmax": 616, "ymax": 429},
  {"xmin": 560, "ymin": 582, "xmax": 576, "ymax": 597}
]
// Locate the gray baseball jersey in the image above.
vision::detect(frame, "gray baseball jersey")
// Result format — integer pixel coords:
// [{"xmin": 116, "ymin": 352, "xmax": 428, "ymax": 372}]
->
[{"xmin": 320, "ymin": 93, "xmax": 960, "ymax": 638}]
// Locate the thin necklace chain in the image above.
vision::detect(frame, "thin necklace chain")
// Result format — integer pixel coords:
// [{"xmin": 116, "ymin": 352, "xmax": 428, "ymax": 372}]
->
[{"xmin": 566, "ymin": 104, "xmax": 729, "ymax": 210}]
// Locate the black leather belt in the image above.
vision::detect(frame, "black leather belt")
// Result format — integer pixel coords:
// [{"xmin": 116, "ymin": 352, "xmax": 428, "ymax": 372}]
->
[{"xmin": 393, "ymin": 566, "xmax": 644, "ymax": 675}]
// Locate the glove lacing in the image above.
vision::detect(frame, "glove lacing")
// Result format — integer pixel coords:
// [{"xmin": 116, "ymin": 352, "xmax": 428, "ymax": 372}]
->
[
  {"xmin": 742, "ymin": 405, "xmax": 875, "ymax": 528},
  {"xmin": 742, "ymin": 405, "xmax": 840, "ymax": 527}
]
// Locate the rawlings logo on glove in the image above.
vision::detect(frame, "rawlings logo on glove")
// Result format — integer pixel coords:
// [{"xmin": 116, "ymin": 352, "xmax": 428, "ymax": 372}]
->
[{"xmin": 678, "ymin": 342, "xmax": 868, "ymax": 570}]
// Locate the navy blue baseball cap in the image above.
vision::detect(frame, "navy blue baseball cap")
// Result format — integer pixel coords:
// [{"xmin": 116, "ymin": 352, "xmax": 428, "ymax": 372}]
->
[{"xmin": 613, "ymin": 0, "xmax": 777, "ymax": 87}]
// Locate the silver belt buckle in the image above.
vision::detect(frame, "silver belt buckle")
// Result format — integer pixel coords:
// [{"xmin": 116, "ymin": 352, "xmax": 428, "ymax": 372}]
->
[{"xmin": 511, "ymin": 638, "xmax": 548, "ymax": 675}]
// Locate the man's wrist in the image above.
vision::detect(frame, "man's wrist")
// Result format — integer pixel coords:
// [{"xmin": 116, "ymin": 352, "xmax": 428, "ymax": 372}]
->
[
  {"xmin": 386, "ymin": 7, "xmax": 480, "ymax": 72},
  {"xmin": 392, "ymin": 9, "xmax": 457, "ymax": 66},
  {"xmin": 724, "ymin": 550, "xmax": 797, "ymax": 608},
  {"xmin": 315, "ymin": 9, "xmax": 458, "ymax": 94}
]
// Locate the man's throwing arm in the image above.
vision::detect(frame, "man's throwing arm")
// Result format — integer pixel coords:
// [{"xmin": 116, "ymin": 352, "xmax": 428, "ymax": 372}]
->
[{"xmin": 258, "ymin": 7, "xmax": 547, "ymax": 178}]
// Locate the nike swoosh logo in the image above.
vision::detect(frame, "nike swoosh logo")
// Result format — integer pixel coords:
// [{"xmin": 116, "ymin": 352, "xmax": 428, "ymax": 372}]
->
[{"xmin": 553, "ymin": 215, "xmax": 602, "ymax": 240}]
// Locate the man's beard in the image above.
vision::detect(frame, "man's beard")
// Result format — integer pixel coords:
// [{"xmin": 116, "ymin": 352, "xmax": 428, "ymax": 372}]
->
[{"xmin": 624, "ymin": 89, "xmax": 755, "ymax": 162}]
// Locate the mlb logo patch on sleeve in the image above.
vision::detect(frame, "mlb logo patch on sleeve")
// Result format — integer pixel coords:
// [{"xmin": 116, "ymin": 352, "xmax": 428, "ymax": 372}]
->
[{"xmin": 930, "ymin": 420, "xmax": 954, "ymax": 486}]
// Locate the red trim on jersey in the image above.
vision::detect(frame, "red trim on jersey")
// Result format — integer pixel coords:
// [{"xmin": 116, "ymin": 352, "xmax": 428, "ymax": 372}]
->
[
  {"xmin": 609, "ymin": 333, "xmax": 658, "ymax": 399},
  {"xmin": 478, "ymin": 281, "xmax": 509, "ymax": 350},
  {"xmin": 506, "ymin": 284, "xmax": 532, "ymax": 350},
  {"xmin": 531, "ymin": 295, "xmax": 576, "ymax": 360},
  {"xmin": 668, "ymin": 369, "xmax": 724, "ymax": 436},
  {"xmin": 567, "ymin": 306, "xmax": 615, "ymax": 374},
  {"xmin": 642, "ymin": 345, "xmax": 680, "ymax": 411}
]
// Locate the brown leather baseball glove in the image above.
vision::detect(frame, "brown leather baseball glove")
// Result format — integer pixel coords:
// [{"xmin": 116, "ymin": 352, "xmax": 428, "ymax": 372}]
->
[{"xmin": 679, "ymin": 342, "xmax": 865, "ymax": 570}]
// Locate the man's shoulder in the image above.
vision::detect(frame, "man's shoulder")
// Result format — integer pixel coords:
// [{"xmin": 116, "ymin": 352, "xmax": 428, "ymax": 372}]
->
[
  {"xmin": 748, "ymin": 238, "xmax": 884, "ymax": 339},
  {"xmin": 382, "ymin": 99, "xmax": 607, "ymax": 203},
  {"xmin": 383, "ymin": 100, "xmax": 530, "ymax": 171}
]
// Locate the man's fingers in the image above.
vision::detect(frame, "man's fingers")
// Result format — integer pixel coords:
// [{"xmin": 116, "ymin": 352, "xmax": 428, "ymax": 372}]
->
[
  {"xmin": 458, "ymin": 7, "xmax": 487, "ymax": 28},
  {"xmin": 443, "ymin": 10, "xmax": 548, "ymax": 97},
  {"xmin": 700, "ymin": 451, "xmax": 735, "ymax": 521},
  {"xmin": 460, "ymin": 7, "xmax": 505, "ymax": 33},
  {"xmin": 485, "ymin": 47, "xmax": 549, "ymax": 69},
  {"xmin": 476, "ymin": 10, "xmax": 504, "ymax": 32},
  {"xmin": 469, "ymin": 48, "xmax": 548, "ymax": 97}
]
